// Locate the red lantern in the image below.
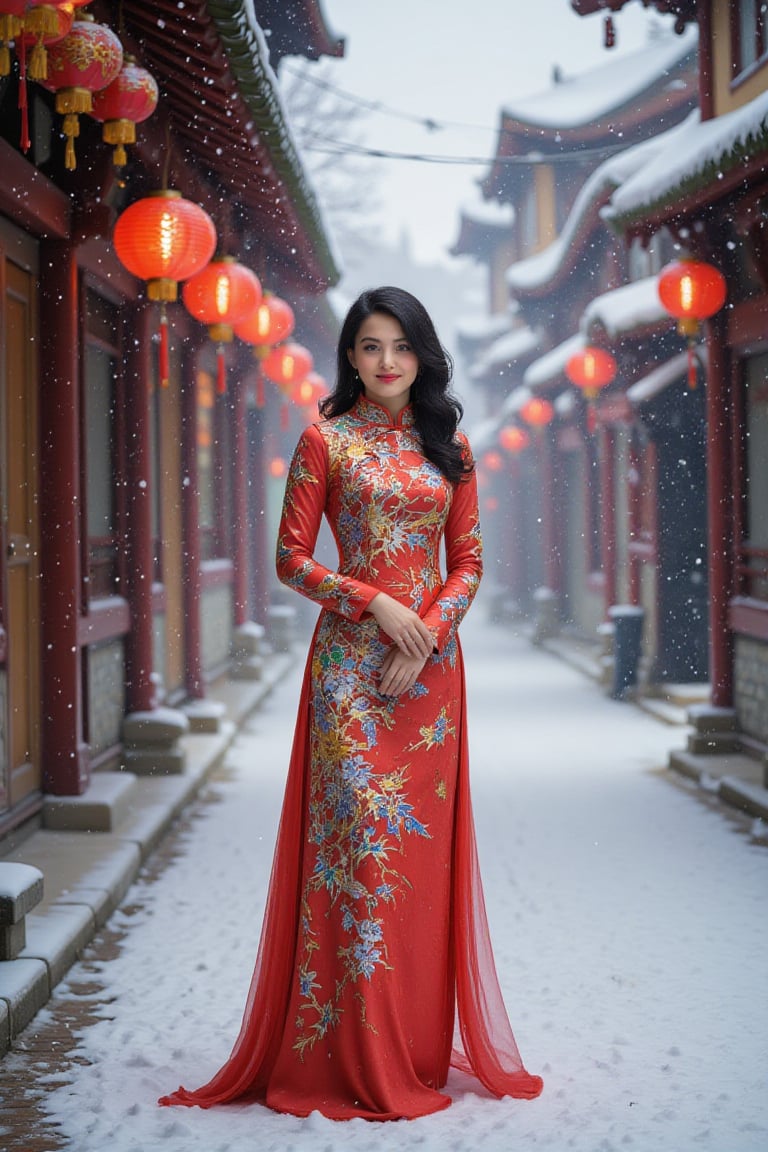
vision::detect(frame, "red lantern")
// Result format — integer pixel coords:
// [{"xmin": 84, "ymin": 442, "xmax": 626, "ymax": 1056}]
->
[
  {"xmin": 0, "ymin": 2, "xmax": 27, "ymax": 77},
  {"xmin": 499, "ymin": 425, "xmax": 529, "ymax": 454},
  {"xmin": 18, "ymin": 1, "xmax": 87, "ymax": 80},
  {"xmin": 269, "ymin": 457, "xmax": 288, "ymax": 479},
  {"xmin": 183, "ymin": 258, "xmax": 262, "ymax": 394},
  {"xmin": 292, "ymin": 371, "xmax": 327, "ymax": 408},
  {"xmin": 658, "ymin": 257, "xmax": 727, "ymax": 388},
  {"xmin": 91, "ymin": 55, "xmax": 159, "ymax": 169},
  {"xmin": 40, "ymin": 14, "xmax": 123, "ymax": 169},
  {"xmin": 565, "ymin": 345, "xmax": 616, "ymax": 433},
  {"xmin": 263, "ymin": 342, "xmax": 313, "ymax": 430},
  {"xmin": 113, "ymin": 190, "xmax": 217, "ymax": 386},
  {"xmin": 234, "ymin": 294, "xmax": 296, "ymax": 408},
  {"xmin": 520, "ymin": 397, "xmax": 554, "ymax": 430},
  {"xmin": 482, "ymin": 450, "xmax": 504, "ymax": 473}
]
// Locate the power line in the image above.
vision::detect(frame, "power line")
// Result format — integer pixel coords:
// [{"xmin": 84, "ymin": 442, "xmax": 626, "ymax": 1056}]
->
[{"xmin": 302, "ymin": 137, "xmax": 630, "ymax": 167}]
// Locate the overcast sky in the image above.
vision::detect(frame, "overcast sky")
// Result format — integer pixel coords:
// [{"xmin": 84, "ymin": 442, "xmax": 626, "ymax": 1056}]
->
[{"xmin": 312, "ymin": 0, "xmax": 679, "ymax": 264}]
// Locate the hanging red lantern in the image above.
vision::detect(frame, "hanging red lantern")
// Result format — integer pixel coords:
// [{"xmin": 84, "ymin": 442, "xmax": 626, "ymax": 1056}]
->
[
  {"xmin": 565, "ymin": 345, "xmax": 616, "ymax": 433},
  {"xmin": 292, "ymin": 370, "xmax": 327, "ymax": 409},
  {"xmin": 481, "ymin": 450, "xmax": 504, "ymax": 473},
  {"xmin": 113, "ymin": 190, "xmax": 217, "ymax": 386},
  {"xmin": 0, "ymin": 2, "xmax": 26, "ymax": 77},
  {"xmin": 234, "ymin": 293, "xmax": 295, "ymax": 408},
  {"xmin": 499, "ymin": 425, "xmax": 529, "ymax": 454},
  {"xmin": 39, "ymin": 12, "xmax": 123, "ymax": 169},
  {"xmin": 658, "ymin": 257, "xmax": 727, "ymax": 388},
  {"xmin": 269, "ymin": 456, "xmax": 288, "ymax": 479},
  {"xmin": 19, "ymin": 0, "xmax": 88, "ymax": 80},
  {"xmin": 90, "ymin": 55, "xmax": 158, "ymax": 169},
  {"xmin": 182, "ymin": 257, "xmax": 262, "ymax": 394},
  {"xmin": 262, "ymin": 341, "xmax": 313, "ymax": 430},
  {"xmin": 520, "ymin": 397, "xmax": 554, "ymax": 430}
]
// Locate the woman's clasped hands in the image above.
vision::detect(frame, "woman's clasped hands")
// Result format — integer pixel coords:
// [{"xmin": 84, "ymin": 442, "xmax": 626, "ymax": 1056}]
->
[{"xmin": 368, "ymin": 592, "xmax": 434, "ymax": 697}]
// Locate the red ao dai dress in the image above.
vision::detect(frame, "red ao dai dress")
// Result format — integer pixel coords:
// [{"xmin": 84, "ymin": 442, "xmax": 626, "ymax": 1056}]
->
[{"xmin": 160, "ymin": 395, "xmax": 542, "ymax": 1120}]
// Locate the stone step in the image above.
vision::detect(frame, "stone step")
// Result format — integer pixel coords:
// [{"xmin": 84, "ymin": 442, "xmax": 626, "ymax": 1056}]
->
[{"xmin": 43, "ymin": 770, "xmax": 138, "ymax": 833}]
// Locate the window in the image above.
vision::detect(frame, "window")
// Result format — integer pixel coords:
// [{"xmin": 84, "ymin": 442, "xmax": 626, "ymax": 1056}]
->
[
  {"xmin": 741, "ymin": 353, "xmax": 768, "ymax": 600},
  {"xmin": 733, "ymin": 0, "xmax": 768, "ymax": 78},
  {"xmin": 84, "ymin": 290, "xmax": 122, "ymax": 598}
]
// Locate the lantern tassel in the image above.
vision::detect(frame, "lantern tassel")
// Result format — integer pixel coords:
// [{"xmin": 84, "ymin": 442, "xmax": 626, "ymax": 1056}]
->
[
  {"xmin": 280, "ymin": 401, "xmax": 289, "ymax": 431},
  {"xmin": 587, "ymin": 403, "xmax": 597, "ymax": 435},
  {"xmin": 159, "ymin": 307, "xmax": 170, "ymax": 388},
  {"xmin": 687, "ymin": 340, "xmax": 697, "ymax": 390},
  {"xmin": 17, "ymin": 35, "xmax": 30, "ymax": 154},
  {"xmin": 216, "ymin": 347, "xmax": 226, "ymax": 395}
]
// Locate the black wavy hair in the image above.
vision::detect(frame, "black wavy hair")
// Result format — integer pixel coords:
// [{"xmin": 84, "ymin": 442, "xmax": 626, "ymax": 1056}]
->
[{"xmin": 319, "ymin": 286, "xmax": 472, "ymax": 484}]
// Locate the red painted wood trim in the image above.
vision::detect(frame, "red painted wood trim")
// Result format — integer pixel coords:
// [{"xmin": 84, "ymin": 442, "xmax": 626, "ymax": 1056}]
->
[
  {"xmin": 729, "ymin": 597, "xmax": 768, "ymax": 642},
  {"xmin": 705, "ymin": 314, "xmax": 735, "ymax": 706},
  {"xmin": 599, "ymin": 426, "xmax": 617, "ymax": 614},
  {"xmin": 727, "ymin": 294, "xmax": 768, "ymax": 351},
  {"xmin": 77, "ymin": 597, "xmax": 131, "ymax": 647},
  {"xmin": 0, "ymin": 141, "xmax": 70, "ymax": 238},
  {"xmin": 200, "ymin": 559, "xmax": 234, "ymax": 589},
  {"xmin": 123, "ymin": 304, "xmax": 157, "ymax": 713},
  {"xmin": 231, "ymin": 377, "xmax": 249, "ymax": 626},
  {"xmin": 39, "ymin": 240, "xmax": 89, "ymax": 795}
]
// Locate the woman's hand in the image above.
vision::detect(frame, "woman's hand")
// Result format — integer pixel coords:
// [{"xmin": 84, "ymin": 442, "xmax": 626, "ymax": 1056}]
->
[
  {"xmin": 379, "ymin": 647, "xmax": 428, "ymax": 697},
  {"xmin": 368, "ymin": 593, "xmax": 434, "ymax": 659}
]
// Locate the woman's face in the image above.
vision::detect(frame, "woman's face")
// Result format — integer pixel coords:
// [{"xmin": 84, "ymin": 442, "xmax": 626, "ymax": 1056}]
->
[{"xmin": 347, "ymin": 312, "xmax": 419, "ymax": 416}]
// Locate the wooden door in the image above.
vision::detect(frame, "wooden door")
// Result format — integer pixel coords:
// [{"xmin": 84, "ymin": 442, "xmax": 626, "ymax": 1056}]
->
[{"xmin": 0, "ymin": 228, "xmax": 41, "ymax": 814}]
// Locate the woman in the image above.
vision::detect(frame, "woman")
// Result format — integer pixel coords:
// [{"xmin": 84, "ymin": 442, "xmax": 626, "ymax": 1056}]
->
[{"xmin": 160, "ymin": 286, "xmax": 542, "ymax": 1120}]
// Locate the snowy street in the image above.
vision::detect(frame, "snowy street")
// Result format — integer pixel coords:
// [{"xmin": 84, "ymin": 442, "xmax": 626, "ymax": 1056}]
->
[{"xmin": 4, "ymin": 604, "xmax": 767, "ymax": 1152}]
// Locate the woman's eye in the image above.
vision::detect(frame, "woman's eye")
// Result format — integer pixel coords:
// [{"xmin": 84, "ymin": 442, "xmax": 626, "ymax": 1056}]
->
[
  {"xmin": 362, "ymin": 344, "xmax": 378, "ymax": 352},
  {"xmin": 397, "ymin": 344, "xmax": 411, "ymax": 352}
]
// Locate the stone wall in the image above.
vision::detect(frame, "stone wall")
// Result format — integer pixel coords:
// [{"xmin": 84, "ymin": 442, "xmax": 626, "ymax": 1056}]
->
[
  {"xmin": 87, "ymin": 639, "xmax": 126, "ymax": 755},
  {"xmin": 734, "ymin": 634, "xmax": 768, "ymax": 745}
]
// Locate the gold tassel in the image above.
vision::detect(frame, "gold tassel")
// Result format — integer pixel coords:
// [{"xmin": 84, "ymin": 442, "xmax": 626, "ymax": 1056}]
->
[
  {"xmin": 62, "ymin": 113, "xmax": 80, "ymax": 171},
  {"xmin": 28, "ymin": 40, "xmax": 48, "ymax": 82},
  {"xmin": 0, "ymin": 46, "xmax": 10, "ymax": 77}
]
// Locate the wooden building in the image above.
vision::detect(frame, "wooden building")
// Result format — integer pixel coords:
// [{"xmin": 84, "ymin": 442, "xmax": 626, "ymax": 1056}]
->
[{"xmin": 0, "ymin": 0, "xmax": 342, "ymax": 836}]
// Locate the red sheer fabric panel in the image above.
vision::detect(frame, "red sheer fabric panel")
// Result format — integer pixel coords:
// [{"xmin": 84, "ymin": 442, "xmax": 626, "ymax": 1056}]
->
[
  {"xmin": 449, "ymin": 657, "xmax": 543, "ymax": 1100},
  {"xmin": 158, "ymin": 656, "xmax": 313, "ymax": 1109}
]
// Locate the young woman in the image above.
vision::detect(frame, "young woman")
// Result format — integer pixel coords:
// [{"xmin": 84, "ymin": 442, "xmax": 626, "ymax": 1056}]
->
[{"xmin": 160, "ymin": 286, "xmax": 542, "ymax": 1120}]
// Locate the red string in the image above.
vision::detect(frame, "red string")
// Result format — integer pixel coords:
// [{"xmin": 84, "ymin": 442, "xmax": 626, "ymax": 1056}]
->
[
  {"xmin": 217, "ymin": 347, "xmax": 226, "ymax": 395},
  {"xmin": 159, "ymin": 311, "xmax": 170, "ymax": 388},
  {"xmin": 255, "ymin": 370, "xmax": 265, "ymax": 409},
  {"xmin": 587, "ymin": 404, "xmax": 597, "ymax": 435},
  {"xmin": 18, "ymin": 36, "xmax": 30, "ymax": 153},
  {"xmin": 687, "ymin": 342, "xmax": 697, "ymax": 390}
]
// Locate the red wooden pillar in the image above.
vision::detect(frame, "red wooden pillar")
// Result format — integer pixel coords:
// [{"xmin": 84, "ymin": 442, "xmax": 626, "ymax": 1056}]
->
[
  {"xmin": 627, "ymin": 437, "xmax": 642, "ymax": 606},
  {"xmin": 540, "ymin": 430, "xmax": 560, "ymax": 593},
  {"xmin": 182, "ymin": 350, "xmax": 204, "ymax": 698},
  {"xmin": 247, "ymin": 404, "xmax": 269, "ymax": 622},
  {"xmin": 231, "ymin": 376, "xmax": 249, "ymax": 626},
  {"xmin": 599, "ymin": 424, "xmax": 617, "ymax": 614},
  {"xmin": 705, "ymin": 315, "xmax": 733, "ymax": 706},
  {"xmin": 39, "ymin": 240, "xmax": 88, "ymax": 794},
  {"xmin": 124, "ymin": 304, "xmax": 156, "ymax": 713}
]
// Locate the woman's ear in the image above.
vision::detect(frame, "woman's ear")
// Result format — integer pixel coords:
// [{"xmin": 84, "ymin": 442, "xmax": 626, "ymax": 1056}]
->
[{"xmin": 346, "ymin": 348, "xmax": 357, "ymax": 371}]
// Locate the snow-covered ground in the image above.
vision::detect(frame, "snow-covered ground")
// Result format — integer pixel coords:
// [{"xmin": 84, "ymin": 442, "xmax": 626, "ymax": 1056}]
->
[{"xmin": 24, "ymin": 608, "xmax": 768, "ymax": 1151}]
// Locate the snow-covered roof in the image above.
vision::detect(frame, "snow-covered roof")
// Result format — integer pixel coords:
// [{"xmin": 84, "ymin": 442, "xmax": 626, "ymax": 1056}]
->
[
  {"xmin": 500, "ymin": 26, "xmax": 697, "ymax": 131},
  {"xmin": 469, "ymin": 325, "xmax": 540, "ymax": 380},
  {"xmin": 468, "ymin": 416, "xmax": 502, "ymax": 454},
  {"xmin": 506, "ymin": 119, "xmax": 691, "ymax": 294},
  {"xmin": 456, "ymin": 312, "xmax": 515, "ymax": 343},
  {"xmin": 460, "ymin": 198, "xmax": 515, "ymax": 229},
  {"xmin": 500, "ymin": 386, "xmax": 534, "ymax": 418},
  {"xmin": 605, "ymin": 90, "xmax": 768, "ymax": 228},
  {"xmin": 581, "ymin": 276, "xmax": 666, "ymax": 339},
  {"xmin": 627, "ymin": 347, "xmax": 707, "ymax": 405},
  {"xmin": 523, "ymin": 332, "xmax": 584, "ymax": 391}
]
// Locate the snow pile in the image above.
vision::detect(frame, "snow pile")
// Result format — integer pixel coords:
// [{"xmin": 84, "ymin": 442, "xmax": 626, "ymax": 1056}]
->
[
  {"xmin": 469, "ymin": 325, "xmax": 539, "ymax": 379},
  {"xmin": 581, "ymin": 275, "xmax": 666, "ymax": 339},
  {"xmin": 500, "ymin": 26, "xmax": 697, "ymax": 130},
  {"xmin": 460, "ymin": 198, "xmax": 515, "ymax": 229},
  {"xmin": 523, "ymin": 332, "xmax": 584, "ymax": 391},
  {"xmin": 456, "ymin": 312, "xmax": 516, "ymax": 344},
  {"xmin": 606, "ymin": 90, "xmax": 768, "ymax": 224}
]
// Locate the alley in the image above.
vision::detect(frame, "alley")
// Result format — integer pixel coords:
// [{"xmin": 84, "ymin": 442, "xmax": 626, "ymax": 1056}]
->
[{"xmin": 2, "ymin": 606, "xmax": 766, "ymax": 1152}]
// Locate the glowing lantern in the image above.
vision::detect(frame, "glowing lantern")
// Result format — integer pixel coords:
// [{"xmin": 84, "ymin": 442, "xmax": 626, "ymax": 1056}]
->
[
  {"xmin": 91, "ymin": 55, "xmax": 159, "ymax": 169},
  {"xmin": 484, "ymin": 496, "xmax": 499, "ymax": 513},
  {"xmin": 481, "ymin": 450, "xmax": 504, "ymax": 473},
  {"xmin": 520, "ymin": 397, "xmax": 554, "ymax": 430},
  {"xmin": 182, "ymin": 258, "xmax": 262, "ymax": 394},
  {"xmin": 113, "ymin": 190, "xmax": 217, "ymax": 386},
  {"xmin": 263, "ymin": 341, "xmax": 313, "ymax": 429},
  {"xmin": 499, "ymin": 425, "xmax": 529, "ymax": 454},
  {"xmin": 565, "ymin": 345, "xmax": 616, "ymax": 434},
  {"xmin": 234, "ymin": 294, "xmax": 295, "ymax": 407},
  {"xmin": 269, "ymin": 457, "xmax": 288, "ymax": 479},
  {"xmin": 292, "ymin": 371, "xmax": 327, "ymax": 408},
  {"xmin": 658, "ymin": 257, "xmax": 727, "ymax": 388},
  {"xmin": 40, "ymin": 13, "xmax": 123, "ymax": 169},
  {"xmin": 17, "ymin": 1, "xmax": 88, "ymax": 79}
]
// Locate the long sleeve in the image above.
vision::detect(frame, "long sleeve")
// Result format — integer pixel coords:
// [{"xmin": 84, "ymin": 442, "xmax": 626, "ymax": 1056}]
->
[
  {"xmin": 422, "ymin": 450, "xmax": 483, "ymax": 654},
  {"xmin": 276, "ymin": 424, "xmax": 380, "ymax": 620}
]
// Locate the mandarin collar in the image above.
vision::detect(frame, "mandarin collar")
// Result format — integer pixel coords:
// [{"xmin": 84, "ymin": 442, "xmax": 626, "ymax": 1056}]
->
[{"xmin": 354, "ymin": 394, "xmax": 415, "ymax": 430}]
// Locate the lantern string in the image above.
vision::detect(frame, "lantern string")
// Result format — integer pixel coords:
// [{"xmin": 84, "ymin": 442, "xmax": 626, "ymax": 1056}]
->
[
  {"xmin": 687, "ymin": 340, "xmax": 697, "ymax": 390},
  {"xmin": 159, "ymin": 306, "xmax": 170, "ymax": 388},
  {"xmin": 255, "ymin": 367, "xmax": 265, "ymax": 409},
  {"xmin": 216, "ymin": 347, "xmax": 227, "ymax": 395},
  {"xmin": 18, "ymin": 35, "xmax": 30, "ymax": 153}
]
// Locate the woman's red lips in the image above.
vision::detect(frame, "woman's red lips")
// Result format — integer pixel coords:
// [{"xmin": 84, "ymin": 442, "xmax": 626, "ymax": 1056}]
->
[{"xmin": 376, "ymin": 374, "xmax": 399, "ymax": 382}]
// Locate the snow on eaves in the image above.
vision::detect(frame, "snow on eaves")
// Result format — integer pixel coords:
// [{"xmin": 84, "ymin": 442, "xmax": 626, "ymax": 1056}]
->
[
  {"xmin": 500, "ymin": 25, "xmax": 697, "ymax": 131},
  {"xmin": 604, "ymin": 89, "xmax": 768, "ymax": 229},
  {"xmin": 469, "ymin": 325, "xmax": 540, "ymax": 380},
  {"xmin": 581, "ymin": 276, "xmax": 666, "ymax": 339},
  {"xmin": 456, "ymin": 312, "xmax": 515, "ymax": 343},
  {"xmin": 506, "ymin": 119, "xmax": 691, "ymax": 294},
  {"xmin": 460, "ymin": 198, "xmax": 515, "ymax": 229},
  {"xmin": 523, "ymin": 332, "xmax": 584, "ymax": 391}
]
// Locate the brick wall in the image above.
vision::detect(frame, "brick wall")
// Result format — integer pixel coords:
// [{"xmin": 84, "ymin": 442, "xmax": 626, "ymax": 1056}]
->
[{"xmin": 734, "ymin": 634, "xmax": 768, "ymax": 745}]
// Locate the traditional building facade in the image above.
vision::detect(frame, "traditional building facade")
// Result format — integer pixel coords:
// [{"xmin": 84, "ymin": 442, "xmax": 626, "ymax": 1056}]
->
[{"xmin": 0, "ymin": 0, "xmax": 342, "ymax": 836}]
